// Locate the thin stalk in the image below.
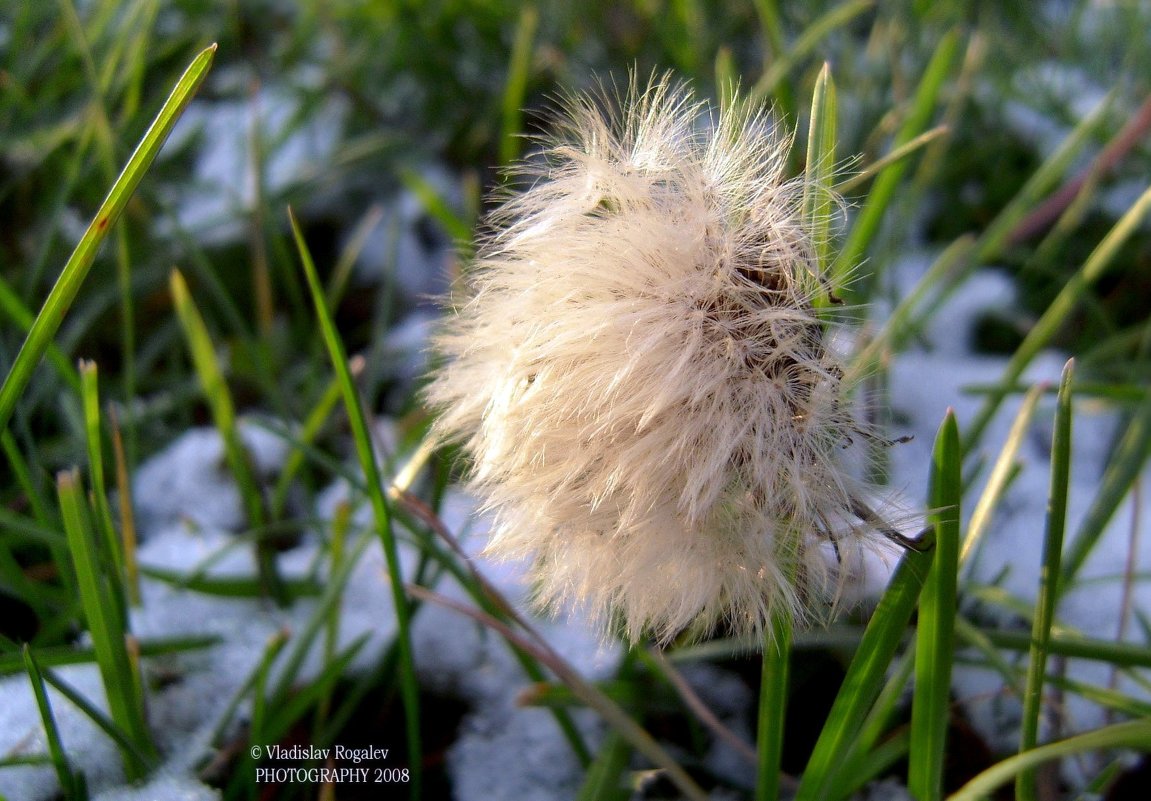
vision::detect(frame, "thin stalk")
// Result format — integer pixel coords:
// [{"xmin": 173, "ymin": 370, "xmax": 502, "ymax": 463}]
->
[
  {"xmin": 1017, "ymin": 361, "xmax": 1074, "ymax": 801},
  {"xmin": 290, "ymin": 208, "xmax": 422, "ymax": 800}
]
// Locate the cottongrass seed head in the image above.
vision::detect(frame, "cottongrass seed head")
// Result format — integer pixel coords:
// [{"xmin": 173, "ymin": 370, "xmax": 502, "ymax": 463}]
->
[{"xmin": 426, "ymin": 73, "xmax": 908, "ymax": 645}]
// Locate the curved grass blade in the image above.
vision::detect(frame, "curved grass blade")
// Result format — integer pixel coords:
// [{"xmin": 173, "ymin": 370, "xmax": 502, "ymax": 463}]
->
[
  {"xmin": 289, "ymin": 208, "xmax": 422, "ymax": 800},
  {"xmin": 908, "ymin": 410, "xmax": 961, "ymax": 801},
  {"xmin": 0, "ymin": 44, "xmax": 216, "ymax": 435},
  {"xmin": 1016, "ymin": 359, "xmax": 1074, "ymax": 800},
  {"xmin": 949, "ymin": 720, "xmax": 1151, "ymax": 801}
]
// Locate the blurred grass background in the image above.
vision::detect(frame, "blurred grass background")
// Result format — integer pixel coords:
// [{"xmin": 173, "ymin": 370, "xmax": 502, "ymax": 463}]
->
[{"xmin": 1, "ymin": 1, "xmax": 1150, "ymax": 799}]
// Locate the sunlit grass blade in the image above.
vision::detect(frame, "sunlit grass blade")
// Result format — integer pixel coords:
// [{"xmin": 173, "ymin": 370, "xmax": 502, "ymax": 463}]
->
[
  {"xmin": 909, "ymin": 410, "xmax": 961, "ymax": 801},
  {"xmin": 963, "ymin": 383, "xmax": 1044, "ymax": 567},
  {"xmin": 0, "ymin": 43, "xmax": 215, "ymax": 436},
  {"xmin": 950, "ymin": 720, "xmax": 1151, "ymax": 801},
  {"xmin": 23, "ymin": 645, "xmax": 87, "ymax": 801},
  {"xmin": 1016, "ymin": 359, "xmax": 1074, "ymax": 800},
  {"xmin": 289, "ymin": 207, "xmax": 422, "ymax": 799},
  {"xmin": 833, "ymin": 126, "xmax": 949, "ymax": 195},
  {"xmin": 1063, "ymin": 368, "xmax": 1151, "ymax": 584},
  {"xmin": 794, "ymin": 531, "xmax": 936, "ymax": 801},
  {"xmin": 832, "ymin": 30, "xmax": 959, "ymax": 296},
  {"xmin": 169, "ymin": 269, "xmax": 286, "ymax": 606},
  {"xmin": 963, "ymin": 184, "xmax": 1151, "ymax": 451},
  {"xmin": 57, "ymin": 468, "xmax": 155, "ymax": 779},
  {"xmin": 499, "ymin": 3, "xmax": 538, "ymax": 166}
]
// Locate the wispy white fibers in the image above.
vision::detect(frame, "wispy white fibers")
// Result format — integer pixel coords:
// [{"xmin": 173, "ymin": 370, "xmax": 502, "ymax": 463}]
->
[{"xmin": 426, "ymin": 74, "xmax": 904, "ymax": 644}]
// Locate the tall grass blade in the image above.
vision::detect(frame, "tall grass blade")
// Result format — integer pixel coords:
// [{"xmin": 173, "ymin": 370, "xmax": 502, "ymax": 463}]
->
[
  {"xmin": 908, "ymin": 410, "xmax": 961, "ymax": 801},
  {"xmin": 78, "ymin": 361, "xmax": 126, "ymax": 620},
  {"xmin": 756, "ymin": 609, "xmax": 792, "ymax": 801},
  {"xmin": 1017, "ymin": 359, "xmax": 1074, "ymax": 801},
  {"xmin": 803, "ymin": 62, "xmax": 837, "ymax": 299},
  {"xmin": 57, "ymin": 468, "xmax": 155, "ymax": 779},
  {"xmin": 0, "ymin": 44, "xmax": 216, "ymax": 435},
  {"xmin": 1063, "ymin": 369, "xmax": 1151, "ymax": 583},
  {"xmin": 963, "ymin": 384, "xmax": 1044, "ymax": 566},
  {"xmin": 289, "ymin": 208, "xmax": 422, "ymax": 799},
  {"xmin": 832, "ymin": 30, "xmax": 960, "ymax": 296},
  {"xmin": 169, "ymin": 269, "xmax": 286, "ymax": 605}
]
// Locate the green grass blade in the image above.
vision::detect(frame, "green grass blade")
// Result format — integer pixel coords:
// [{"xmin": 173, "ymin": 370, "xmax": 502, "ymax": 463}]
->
[
  {"xmin": 1063, "ymin": 366, "xmax": 1151, "ymax": 583},
  {"xmin": 499, "ymin": 3, "xmax": 538, "ymax": 166},
  {"xmin": 0, "ymin": 43, "xmax": 216, "ymax": 436},
  {"xmin": 575, "ymin": 729, "xmax": 631, "ymax": 801},
  {"xmin": 908, "ymin": 410, "xmax": 961, "ymax": 801},
  {"xmin": 803, "ymin": 62, "xmax": 837, "ymax": 297},
  {"xmin": 23, "ymin": 645, "xmax": 87, "ymax": 801},
  {"xmin": 1017, "ymin": 359, "xmax": 1074, "ymax": 800},
  {"xmin": 978, "ymin": 629, "xmax": 1151, "ymax": 669},
  {"xmin": 756, "ymin": 609, "xmax": 792, "ymax": 801},
  {"xmin": 963, "ymin": 183, "xmax": 1151, "ymax": 451},
  {"xmin": 832, "ymin": 29, "xmax": 960, "ymax": 295},
  {"xmin": 169, "ymin": 269, "xmax": 287, "ymax": 606},
  {"xmin": 0, "ymin": 274, "xmax": 81, "ymax": 394},
  {"xmin": 833, "ymin": 126, "xmax": 949, "ymax": 195},
  {"xmin": 57, "ymin": 468, "xmax": 155, "ymax": 778},
  {"xmin": 0, "ymin": 635, "xmax": 219, "ymax": 676},
  {"xmin": 795, "ymin": 532, "xmax": 936, "ymax": 801},
  {"xmin": 289, "ymin": 207, "xmax": 422, "ymax": 800},
  {"xmin": 78, "ymin": 361, "xmax": 126, "ymax": 619},
  {"xmin": 950, "ymin": 720, "xmax": 1151, "ymax": 801}
]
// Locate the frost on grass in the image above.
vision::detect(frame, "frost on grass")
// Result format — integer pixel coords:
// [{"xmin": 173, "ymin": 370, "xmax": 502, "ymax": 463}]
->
[{"xmin": 426, "ymin": 75, "xmax": 907, "ymax": 645}]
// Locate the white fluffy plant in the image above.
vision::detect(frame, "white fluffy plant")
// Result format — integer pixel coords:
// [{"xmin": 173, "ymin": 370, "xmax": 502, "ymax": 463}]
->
[{"xmin": 426, "ymin": 74, "xmax": 913, "ymax": 645}]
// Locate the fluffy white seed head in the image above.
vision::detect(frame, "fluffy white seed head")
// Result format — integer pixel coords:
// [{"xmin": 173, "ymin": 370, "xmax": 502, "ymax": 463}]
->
[{"xmin": 426, "ymin": 74, "xmax": 900, "ymax": 644}]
